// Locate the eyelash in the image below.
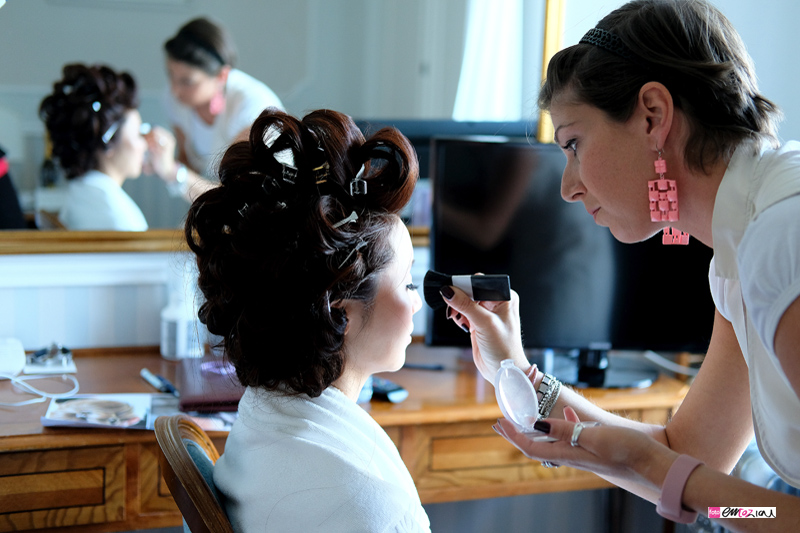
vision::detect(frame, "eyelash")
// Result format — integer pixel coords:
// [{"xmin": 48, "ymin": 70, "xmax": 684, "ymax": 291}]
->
[
  {"xmin": 562, "ymin": 139, "xmax": 577, "ymax": 155},
  {"xmin": 406, "ymin": 283, "xmax": 418, "ymax": 291}
]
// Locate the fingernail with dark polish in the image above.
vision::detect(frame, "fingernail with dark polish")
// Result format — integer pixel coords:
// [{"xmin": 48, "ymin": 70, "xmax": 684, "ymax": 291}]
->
[
  {"xmin": 445, "ymin": 306, "xmax": 452, "ymax": 319},
  {"xmin": 440, "ymin": 286, "xmax": 455, "ymax": 299},
  {"xmin": 460, "ymin": 323, "xmax": 470, "ymax": 333},
  {"xmin": 455, "ymin": 312, "xmax": 462, "ymax": 320},
  {"xmin": 492, "ymin": 424, "xmax": 501, "ymax": 435},
  {"xmin": 533, "ymin": 420, "xmax": 551, "ymax": 434}
]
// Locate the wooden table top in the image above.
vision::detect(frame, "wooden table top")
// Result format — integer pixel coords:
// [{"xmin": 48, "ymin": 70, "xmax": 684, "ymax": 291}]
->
[{"xmin": 0, "ymin": 344, "xmax": 689, "ymax": 445}]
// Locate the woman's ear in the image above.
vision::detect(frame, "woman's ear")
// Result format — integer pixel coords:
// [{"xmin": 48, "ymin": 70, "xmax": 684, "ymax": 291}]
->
[
  {"xmin": 638, "ymin": 81, "xmax": 674, "ymax": 151},
  {"xmin": 216, "ymin": 65, "xmax": 231, "ymax": 87},
  {"xmin": 331, "ymin": 300, "xmax": 350, "ymax": 335}
]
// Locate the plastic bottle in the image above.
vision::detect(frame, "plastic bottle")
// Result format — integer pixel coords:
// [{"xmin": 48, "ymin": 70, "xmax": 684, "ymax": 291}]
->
[{"xmin": 160, "ymin": 258, "xmax": 203, "ymax": 360}]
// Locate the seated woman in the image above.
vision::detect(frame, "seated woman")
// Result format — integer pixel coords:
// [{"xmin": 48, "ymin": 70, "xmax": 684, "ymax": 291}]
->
[
  {"xmin": 39, "ymin": 63, "xmax": 179, "ymax": 231},
  {"xmin": 185, "ymin": 108, "xmax": 430, "ymax": 532}
]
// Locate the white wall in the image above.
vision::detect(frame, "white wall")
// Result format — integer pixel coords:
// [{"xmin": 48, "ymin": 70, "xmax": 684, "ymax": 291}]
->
[{"xmin": 561, "ymin": 0, "xmax": 800, "ymax": 142}]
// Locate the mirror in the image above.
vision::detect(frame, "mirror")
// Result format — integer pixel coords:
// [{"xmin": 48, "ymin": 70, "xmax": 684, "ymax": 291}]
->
[{"xmin": 0, "ymin": 0, "xmax": 563, "ymax": 252}]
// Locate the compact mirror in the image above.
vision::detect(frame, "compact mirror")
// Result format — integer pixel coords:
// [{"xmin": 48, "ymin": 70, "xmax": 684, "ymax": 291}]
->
[{"xmin": 495, "ymin": 359, "xmax": 539, "ymax": 432}]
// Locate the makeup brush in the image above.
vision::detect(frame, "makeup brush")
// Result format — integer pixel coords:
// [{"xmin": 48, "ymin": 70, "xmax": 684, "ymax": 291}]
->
[{"xmin": 423, "ymin": 270, "xmax": 511, "ymax": 309}]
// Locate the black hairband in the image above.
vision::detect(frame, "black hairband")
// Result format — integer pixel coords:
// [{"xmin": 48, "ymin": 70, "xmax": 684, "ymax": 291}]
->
[
  {"xmin": 579, "ymin": 27, "xmax": 635, "ymax": 62},
  {"xmin": 180, "ymin": 31, "xmax": 227, "ymax": 67}
]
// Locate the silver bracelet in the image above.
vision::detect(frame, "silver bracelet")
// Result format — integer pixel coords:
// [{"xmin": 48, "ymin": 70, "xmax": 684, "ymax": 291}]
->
[{"xmin": 537, "ymin": 373, "xmax": 562, "ymax": 419}]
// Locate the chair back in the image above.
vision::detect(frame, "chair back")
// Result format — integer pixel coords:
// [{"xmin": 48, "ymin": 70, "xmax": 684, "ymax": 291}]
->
[{"xmin": 154, "ymin": 414, "xmax": 234, "ymax": 533}]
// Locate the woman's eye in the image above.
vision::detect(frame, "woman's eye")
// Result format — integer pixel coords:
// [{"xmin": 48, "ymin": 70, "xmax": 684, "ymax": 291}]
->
[
  {"xmin": 406, "ymin": 283, "xmax": 418, "ymax": 291},
  {"xmin": 562, "ymin": 139, "xmax": 577, "ymax": 155}
]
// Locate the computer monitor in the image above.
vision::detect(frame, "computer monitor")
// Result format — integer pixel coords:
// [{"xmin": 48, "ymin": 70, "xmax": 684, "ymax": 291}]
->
[
  {"xmin": 355, "ymin": 119, "xmax": 533, "ymax": 178},
  {"xmin": 428, "ymin": 136, "xmax": 715, "ymax": 388}
]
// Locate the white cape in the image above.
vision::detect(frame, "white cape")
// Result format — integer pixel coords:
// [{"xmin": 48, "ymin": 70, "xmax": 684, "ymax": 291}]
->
[{"xmin": 214, "ymin": 386, "xmax": 431, "ymax": 532}]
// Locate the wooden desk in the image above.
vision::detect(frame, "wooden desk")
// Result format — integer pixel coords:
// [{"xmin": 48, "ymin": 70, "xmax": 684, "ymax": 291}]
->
[{"xmin": 0, "ymin": 345, "xmax": 688, "ymax": 532}]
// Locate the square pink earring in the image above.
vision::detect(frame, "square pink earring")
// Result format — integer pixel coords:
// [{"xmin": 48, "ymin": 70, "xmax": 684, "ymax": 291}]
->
[{"xmin": 648, "ymin": 152, "xmax": 689, "ymax": 245}]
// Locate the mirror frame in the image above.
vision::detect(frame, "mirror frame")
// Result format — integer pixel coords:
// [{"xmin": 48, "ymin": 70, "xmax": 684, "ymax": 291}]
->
[{"xmin": 0, "ymin": 0, "xmax": 562, "ymax": 256}]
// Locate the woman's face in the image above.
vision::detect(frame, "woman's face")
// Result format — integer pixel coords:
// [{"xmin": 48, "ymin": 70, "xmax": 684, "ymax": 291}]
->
[
  {"xmin": 341, "ymin": 218, "xmax": 422, "ymax": 378},
  {"xmin": 101, "ymin": 109, "xmax": 147, "ymax": 181},
  {"xmin": 550, "ymin": 93, "xmax": 660, "ymax": 244},
  {"xmin": 166, "ymin": 58, "xmax": 220, "ymax": 108}
]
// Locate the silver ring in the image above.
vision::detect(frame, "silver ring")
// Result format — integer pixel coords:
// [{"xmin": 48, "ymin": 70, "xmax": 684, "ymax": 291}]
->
[
  {"xmin": 541, "ymin": 461, "xmax": 559, "ymax": 468},
  {"xmin": 571, "ymin": 421, "xmax": 600, "ymax": 447}
]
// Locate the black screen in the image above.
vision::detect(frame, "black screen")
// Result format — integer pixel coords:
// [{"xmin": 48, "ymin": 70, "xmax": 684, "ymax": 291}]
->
[{"xmin": 428, "ymin": 136, "xmax": 715, "ymax": 355}]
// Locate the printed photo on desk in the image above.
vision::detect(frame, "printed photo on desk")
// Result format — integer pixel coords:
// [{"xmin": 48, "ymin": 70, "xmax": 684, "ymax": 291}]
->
[{"xmin": 41, "ymin": 393, "xmax": 236, "ymax": 430}]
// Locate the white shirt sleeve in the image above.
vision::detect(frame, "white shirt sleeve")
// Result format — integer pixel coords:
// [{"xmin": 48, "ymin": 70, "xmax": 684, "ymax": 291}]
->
[{"xmin": 738, "ymin": 193, "xmax": 800, "ymax": 355}]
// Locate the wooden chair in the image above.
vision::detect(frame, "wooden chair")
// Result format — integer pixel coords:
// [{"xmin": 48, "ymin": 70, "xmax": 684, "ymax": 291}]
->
[{"xmin": 154, "ymin": 414, "xmax": 234, "ymax": 533}]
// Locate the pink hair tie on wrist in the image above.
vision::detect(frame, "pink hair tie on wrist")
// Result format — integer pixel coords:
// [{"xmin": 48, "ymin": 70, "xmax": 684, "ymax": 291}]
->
[{"xmin": 657, "ymin": 454, "xmax": 703, "ymax": 523}]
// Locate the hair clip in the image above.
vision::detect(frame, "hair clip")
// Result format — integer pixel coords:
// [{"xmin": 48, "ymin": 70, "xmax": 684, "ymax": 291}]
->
[
  {"xmin": 238, "ymin": 203, "xmax": 249, "ymax": 217},
  {"xmin": 262, "ymin": 175, "xmax": 280, "ymax": 194},
  {"xmin": 101, "ymin": 120, "xmax": 121, "ymax": 145},
  {"xmin": 222, "ymin": 224, "xmax": 232, "ymax": 235},
  {"xmin": 338, "ymin": 239, "xmax": 367, "ymax": 269},
  {"xmin": 349, "ymin": 164, "xmax": 367, "ymax": 196},
  {"xmin": 313, "ymin": 162, "xmax": 330, "ymax": 184},
  {"xmin": 281, "ymin": 164, "xmax": 298, "ymax": 185},
  {"xmin": 92, "ymin": 101, "xmax": 102, "ymax": 112},
  {"xmin": 332, "ymin": 210, "xmax": 358, "ymax": 229}
]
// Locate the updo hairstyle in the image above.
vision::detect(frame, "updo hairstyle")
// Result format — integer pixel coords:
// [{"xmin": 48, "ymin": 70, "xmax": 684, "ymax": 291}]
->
[
  {"xmin": 538, "ymin": 0, "xmax": 781, "ymax": 173},
  {"xmin": 39, "ymin": 63, "xmax": 138, "ymax": 179},
  {"xmin": 185, "ymin": 109, "xmax": 418, "ymax": 397},
  {"xmin": 164, "ymin": 17, "xmax": 237, "ymax": 75}
]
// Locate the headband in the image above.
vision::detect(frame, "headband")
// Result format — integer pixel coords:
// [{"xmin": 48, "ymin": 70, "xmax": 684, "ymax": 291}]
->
[
  {"xmin": 579, "ymin": 28, "xmax": 635, "ymax": 61},
  {"xmin": 180, "ymin": 31, "xmax": 227, "ymax": 67}
]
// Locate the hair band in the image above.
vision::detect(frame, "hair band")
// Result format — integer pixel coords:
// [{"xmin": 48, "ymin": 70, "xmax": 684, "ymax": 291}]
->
[
  {"xmin": 238, "ymin": 202, "xmax": 249, "ymax": 217},
  {"xmin": 579, "ymin": 27, "xmax": 635, "ymax": 62}
]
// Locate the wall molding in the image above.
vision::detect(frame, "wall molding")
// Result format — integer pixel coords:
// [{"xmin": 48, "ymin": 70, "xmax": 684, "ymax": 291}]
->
[{"xmin": 0, "ymin": 251, "xmax": 182, "ymax": 288}]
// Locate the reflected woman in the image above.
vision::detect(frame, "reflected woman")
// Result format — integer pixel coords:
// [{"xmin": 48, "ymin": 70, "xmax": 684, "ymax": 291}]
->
[
  {"xmin": 160, "ymin": 17, "xmax": 284, "ymax": 201},
  {"xmin": 40, "ymin": 63, "xmax": 179, "ymax": 231}
]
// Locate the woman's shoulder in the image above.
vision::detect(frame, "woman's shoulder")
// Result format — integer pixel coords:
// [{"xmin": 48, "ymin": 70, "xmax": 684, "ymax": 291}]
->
[{"xmin": 225, "ymin": 69, "xmax": 284, "ymax": 110}]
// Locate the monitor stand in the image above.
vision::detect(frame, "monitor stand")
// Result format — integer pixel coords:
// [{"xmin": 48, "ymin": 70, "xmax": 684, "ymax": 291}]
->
[{"xmin": 527, "ymin": 348, "xmax": 659, "ymax": 389}]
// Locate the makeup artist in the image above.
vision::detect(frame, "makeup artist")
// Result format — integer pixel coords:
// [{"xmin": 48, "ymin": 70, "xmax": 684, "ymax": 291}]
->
[
  {"xmin": 157, "ymin": 16, "xmax": 285, "ymax": 202},
  {"xmin": 440, "ymin": 1, "xmax": 800, "ymax": 531}
]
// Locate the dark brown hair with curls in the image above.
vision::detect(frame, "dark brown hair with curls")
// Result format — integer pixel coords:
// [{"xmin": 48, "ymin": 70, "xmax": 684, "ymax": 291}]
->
[
  {"xmin": 39, "ymin": 63, "xmax": 138, "ymax": 179},
  {"xmin": 185, "ymin": 109, "xmax": 418, "ymax": 397},
  {"xmin": 538, "ymin": 0, "xmax": 781, "ymax": 173}
]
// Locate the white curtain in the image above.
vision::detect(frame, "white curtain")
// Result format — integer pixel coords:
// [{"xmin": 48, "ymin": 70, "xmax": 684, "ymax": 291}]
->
[{"xmin": 452, "ymin": 0, "xmax": 523, "ymax": 121}]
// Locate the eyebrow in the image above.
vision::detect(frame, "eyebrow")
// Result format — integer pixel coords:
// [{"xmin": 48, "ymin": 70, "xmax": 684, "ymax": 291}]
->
[{"xmin": 553, "ymin": 121, "xmax": 575, "ymax": 146}]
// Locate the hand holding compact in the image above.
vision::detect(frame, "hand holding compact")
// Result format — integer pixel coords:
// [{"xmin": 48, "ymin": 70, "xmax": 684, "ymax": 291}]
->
[{"xmin": 438, "ymin": 279, "xmax": 526, "ymax": 384}]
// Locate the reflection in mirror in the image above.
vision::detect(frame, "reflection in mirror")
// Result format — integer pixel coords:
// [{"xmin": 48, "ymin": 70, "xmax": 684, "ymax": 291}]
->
[{"xmin": 0, "ymin": 0, "xmax": 561, "ymax": 251}]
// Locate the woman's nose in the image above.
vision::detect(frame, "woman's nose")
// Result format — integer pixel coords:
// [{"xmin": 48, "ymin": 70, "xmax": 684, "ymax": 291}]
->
[{"xmin": 560, "ymin": 164, "xmax": 584, "ymax": 203}]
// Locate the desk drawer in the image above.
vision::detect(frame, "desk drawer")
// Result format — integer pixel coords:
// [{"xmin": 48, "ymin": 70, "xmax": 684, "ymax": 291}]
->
[
  {"xmin": 0, "ymin": 446, "xmax": 125, "ymax": 531},
  {"xmin": 397, "ymin": 421, "xmax": 611, "ymax": 504}
]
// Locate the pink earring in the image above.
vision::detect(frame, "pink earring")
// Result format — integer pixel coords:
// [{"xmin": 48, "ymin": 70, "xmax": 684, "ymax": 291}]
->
[
  {"xmin": 209, "ymin": 90, "xmax": 226, "ymax": 115},
  {"xmin": 648, "ymin": 151, "xmax": 689, "ymax": 245}
]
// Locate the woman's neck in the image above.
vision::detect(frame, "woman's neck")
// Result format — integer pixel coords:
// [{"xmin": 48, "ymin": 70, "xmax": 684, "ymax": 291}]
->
[
  {"xmin": 93, "ymin": 164, "xmax": 126, "ymax": 187},
  {"xmin": 194, "ymin": 103, "xmax": 217, "ymax": 126}
]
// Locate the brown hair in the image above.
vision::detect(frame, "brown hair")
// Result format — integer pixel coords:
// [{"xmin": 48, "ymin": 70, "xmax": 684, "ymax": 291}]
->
[
  {"xmin": 39, "ymin": 64, "xmax": 138, "ymax": 179},
  {"xmin": 164, "ymin": 17, "xmax": 237, "ymax": 75},
  {"xmin": 538, "ymin": 0, "xmax": 781, "ymax": 173},
  {"xmin": 185, "ymin": 109, "xmax": 418, "ymax": 396}
]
